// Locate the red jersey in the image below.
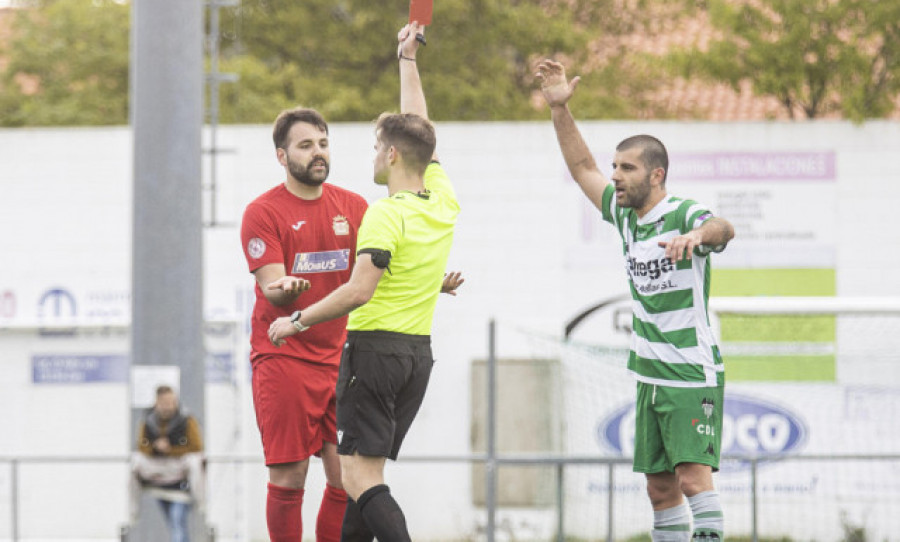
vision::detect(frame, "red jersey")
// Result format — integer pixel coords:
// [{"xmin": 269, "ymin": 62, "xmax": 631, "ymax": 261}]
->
[{"xmin": 241, "ymin": 183, "xmax": 368, "ymax": 366}]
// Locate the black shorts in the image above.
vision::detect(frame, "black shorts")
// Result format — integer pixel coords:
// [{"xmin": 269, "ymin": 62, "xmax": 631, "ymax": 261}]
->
[{"xmin": 336, "ymin": 330, "xmax": 434, "ymax": 460}]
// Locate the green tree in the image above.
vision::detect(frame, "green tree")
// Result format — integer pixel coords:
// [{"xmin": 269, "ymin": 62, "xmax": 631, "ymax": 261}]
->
[
  {"xmin": 217, "ymin": 0, "xmax": 595, "ymax": 122},
  {"xmin": 665, "ymin": 0, "xmax": 900, "ymax": 121},
  {"xmin": 0, "ymin": 0, "xmax": 129, "ymax": 126},
  {"xmin": 0, "ymin": 0, "xmax": 700, "ymax": 126}
]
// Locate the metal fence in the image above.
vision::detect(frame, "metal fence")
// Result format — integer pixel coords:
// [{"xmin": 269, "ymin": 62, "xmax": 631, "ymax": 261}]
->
[
  {"xmin": 4, "ymin": 318, "xmax": 900, "ymax": 541},
  {"xmin": 4, "ymin": 451, "xmax": 900, "ymax": 542}
]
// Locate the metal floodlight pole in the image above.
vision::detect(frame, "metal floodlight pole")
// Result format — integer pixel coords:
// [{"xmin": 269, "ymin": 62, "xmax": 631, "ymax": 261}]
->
[
  {"xmin": 130, "ymin": 0, "xmax": 205, "ymax": 432},
  {"xmin": 486, "ymin": 319, "xmax": 497, "ymax": 542}
]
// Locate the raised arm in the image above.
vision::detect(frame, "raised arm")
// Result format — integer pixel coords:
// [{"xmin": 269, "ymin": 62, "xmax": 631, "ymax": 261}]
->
[
  {"xmin": 397, "ymin": 22, "xmax": 438, "ymax": 161},
  {"xmin": 398, "ymin": 22, "xmax": 427, "ymax": 119},
  {"xmin": 535, "ymin": 59, "xmax": 609, "ymax": 210}
]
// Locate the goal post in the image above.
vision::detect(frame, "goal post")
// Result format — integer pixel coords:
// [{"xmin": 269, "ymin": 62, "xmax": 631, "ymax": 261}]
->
[{"xmin": 503, "ymin": 296, "xmax": 900, "ymax": 540}]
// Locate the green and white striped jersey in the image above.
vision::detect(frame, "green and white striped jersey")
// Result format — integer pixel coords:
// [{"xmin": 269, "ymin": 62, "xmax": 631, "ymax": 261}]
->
[{"xmin": 600, "ymin": 184, "xmax": 725, "ymax": 388}]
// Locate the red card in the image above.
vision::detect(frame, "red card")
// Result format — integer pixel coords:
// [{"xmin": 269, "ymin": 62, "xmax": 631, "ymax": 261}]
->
[{"xmin": 409, "ymin": 0, "xmax": 432, "ymax": 26}]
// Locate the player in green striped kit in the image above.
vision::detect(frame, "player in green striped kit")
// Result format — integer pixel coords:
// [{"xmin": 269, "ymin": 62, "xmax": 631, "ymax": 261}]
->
[{"xmin": 537, "ymin": 59, "xmax": 735, "ymax": 542}]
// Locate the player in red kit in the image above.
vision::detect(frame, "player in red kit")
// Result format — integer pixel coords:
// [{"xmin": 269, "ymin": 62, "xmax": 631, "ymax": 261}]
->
[{"xmin": 241, "ymin": 107, "xmax": 367, "ymax": 542}]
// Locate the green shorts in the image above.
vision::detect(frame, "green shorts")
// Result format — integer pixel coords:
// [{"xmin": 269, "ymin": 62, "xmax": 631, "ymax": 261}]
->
[{"xmin": 632, "ymin": 382, "xmax": 724, "ymax": 474}]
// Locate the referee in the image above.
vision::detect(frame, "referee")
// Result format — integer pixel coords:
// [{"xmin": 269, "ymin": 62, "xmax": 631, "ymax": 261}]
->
[{"xmin": 267, "ymin": 21, "xmax": 459, "ymax": 542}]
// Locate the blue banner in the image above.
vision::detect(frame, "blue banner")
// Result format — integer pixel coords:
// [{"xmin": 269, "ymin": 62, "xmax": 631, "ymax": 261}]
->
[{"xmin": 32, "ymin": 354, "xmax": 128, "ymax": 384}]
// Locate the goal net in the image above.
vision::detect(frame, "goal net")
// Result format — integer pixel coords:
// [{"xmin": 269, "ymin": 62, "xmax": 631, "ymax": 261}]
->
[{"xmin": 510, "ymin": 296, "xmax": 900, "ymax": 541}]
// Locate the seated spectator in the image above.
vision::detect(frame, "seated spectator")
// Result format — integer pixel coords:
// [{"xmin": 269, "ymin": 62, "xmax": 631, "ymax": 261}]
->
[{"xmin": 130, "ymin": 385, "xmax": 204, "ymax": 542}]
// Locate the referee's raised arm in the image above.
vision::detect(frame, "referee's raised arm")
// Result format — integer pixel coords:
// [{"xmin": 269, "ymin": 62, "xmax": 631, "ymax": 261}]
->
[{"xmin": 397, "ymin": 21, "xmax": 437, "ymax": 162}]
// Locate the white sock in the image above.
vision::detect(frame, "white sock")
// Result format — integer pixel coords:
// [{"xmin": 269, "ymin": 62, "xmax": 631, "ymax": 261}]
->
[
  {"xmin": 688, "ymin": 490, "xmax": 724, "ymax": 540},
  {"xmin": 651, "ymin": 502, "xmax": 692, "ymax": 541}
]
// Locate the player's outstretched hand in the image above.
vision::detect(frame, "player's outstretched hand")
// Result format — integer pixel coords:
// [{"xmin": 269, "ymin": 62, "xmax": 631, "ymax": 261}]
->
[
  {"xmin": 398, "ymin": 21, "xmax": 424, "ymax": 60},
  {"xmin": 658, "ymin": 230, "xmax": 704, "ymax": 262},
  {"xmin": 535, "ymin": 59, "xmax": 580, "ymax": 108},
  {"xmin": 441, "ymin": 271, "xmax": 465, "ymax": 296},
  {"xmin": 266, "ymin": 276, "xmax": 311, "ymax": 296}
]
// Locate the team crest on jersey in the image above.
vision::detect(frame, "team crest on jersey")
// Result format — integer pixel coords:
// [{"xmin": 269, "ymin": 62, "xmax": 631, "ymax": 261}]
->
[
  {"xmin": 332, "ymin": 215, "xmax": 350, "ymax": 236},
  {"xmin": 247, "ymin": 238, "xmax": 266, "ymax": 259},
  {"xmin": 701, "ymin": 397, "xmax": 715, "ymax": 418},
  {"xmin": 654, "ymin": 218, "xmax": 666, "ymax": 235}
]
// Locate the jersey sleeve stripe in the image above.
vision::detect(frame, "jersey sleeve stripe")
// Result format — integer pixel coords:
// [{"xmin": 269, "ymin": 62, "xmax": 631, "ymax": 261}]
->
[
  {"xmin": 601, "ymin": 184, "xmax": 617, "ymax": 226},
  {"xmin": 685, "ymin": 202, "xmax": 712, "ymax": 230}
]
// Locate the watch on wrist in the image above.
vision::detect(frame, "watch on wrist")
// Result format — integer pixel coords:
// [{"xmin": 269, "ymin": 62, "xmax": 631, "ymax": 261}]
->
[{"xmin": 290, "ymin": 310, "xmax": 310, "ymax": 333}]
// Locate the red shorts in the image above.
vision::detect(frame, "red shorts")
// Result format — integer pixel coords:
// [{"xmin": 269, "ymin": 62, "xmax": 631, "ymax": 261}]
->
[{"xmin": 251, "ymin": 355, "xmax": 338, "ymax": 466}]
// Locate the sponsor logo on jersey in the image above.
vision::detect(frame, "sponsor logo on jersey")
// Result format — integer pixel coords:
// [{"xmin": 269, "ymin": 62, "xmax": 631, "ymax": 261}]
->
[
  {"xmin": 333, "ymin": 215, "xmax": 350, "ymax": 236},
  {"xmin": 627, "ymin": 256, "xmax": 673, "ymax": 281},
  {"xmin": 247, "ymin": 238, "xmax": 266, "ymax": 259},
  {"xmin": 292, "ymin": 249, "xmax": 350, "ymax": 274},
  {"xmin": 596, "ymin": 393, "xmax": 806, "ymax": 472},
  {"xmin": 291, "ymin": 220, "xmax": 306, "ymax": 231},
  {"xmin": 635, "ymin": 280, "xmax": 679, "ymax": 295}
]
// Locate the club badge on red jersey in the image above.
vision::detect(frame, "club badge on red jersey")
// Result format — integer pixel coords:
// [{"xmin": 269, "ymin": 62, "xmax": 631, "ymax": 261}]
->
[{"xmin": 333, "ymin": 215, "xmax": 350, "ymax": 236}]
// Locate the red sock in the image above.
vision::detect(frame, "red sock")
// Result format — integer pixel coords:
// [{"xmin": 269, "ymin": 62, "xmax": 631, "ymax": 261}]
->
[
  {"xmin": 316, "ymin": 484, "xmax": 348, "ymax": 542},
  {"xmin": 267, "ymin": 483, "xmax": 304, "ymax": 542}
]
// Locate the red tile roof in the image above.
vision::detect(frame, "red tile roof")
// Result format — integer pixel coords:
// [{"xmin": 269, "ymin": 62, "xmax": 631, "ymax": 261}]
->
[{"xmin": 608, "ymin": 8, "xmax": 900, "ymax": 121}]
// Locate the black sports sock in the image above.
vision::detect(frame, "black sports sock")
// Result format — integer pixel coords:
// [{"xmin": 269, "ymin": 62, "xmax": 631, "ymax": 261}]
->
[
  {"xmin": 356, "ymin": 484, "xmax": 411, "ymax": 542},
  {"xmin": 340, "ymin": 497, "xmax": 374, "ymax": 542}
]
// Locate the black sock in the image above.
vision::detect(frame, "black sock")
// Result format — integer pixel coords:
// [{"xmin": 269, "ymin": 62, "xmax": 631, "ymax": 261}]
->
[
  {"xmin": 356, "ymin": 484, "xmax": 411, "ymax": 542},
  {"xmin": 340, "ymin": 497, "xmax": 374, "ymax": 542}
]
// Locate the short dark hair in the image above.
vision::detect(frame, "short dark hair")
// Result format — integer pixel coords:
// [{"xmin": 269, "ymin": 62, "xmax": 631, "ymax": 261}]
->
[
  {"xmin": 617, "ymin": 134, "xmax": 669, "ymax": 183},
  {"xmin": 156, "ymin": 385, "xmax": 174, "ymax": 397},
  {"xmin": 375, "ymin": 113, "xmax": 436, "ymax": 173},
  {"xmin": 272, "ymin": 107, "xmax": 329, "ymax": 150}
]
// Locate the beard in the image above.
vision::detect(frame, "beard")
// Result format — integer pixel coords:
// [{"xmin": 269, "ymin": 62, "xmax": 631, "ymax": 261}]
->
[
  {"xmin": 617, "ymin": 173, "xmax": 652, "ymax": 209},
  {"xmin": 288, "ymin": 156, "xmax": 329, "ymax": 187}
]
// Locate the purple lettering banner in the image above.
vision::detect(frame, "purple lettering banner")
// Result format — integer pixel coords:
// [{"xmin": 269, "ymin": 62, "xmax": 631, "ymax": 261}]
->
[
  {"xmin": 672, "ymin": 151, "xmax": 835, "ymax": 181},
  {"xmin": 32, "ymin": 354, "xmax": 128, "ymax": 384},
  {"xmin": 575, "ymin": 151, "xmax": 836, "ymax": 183}
]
